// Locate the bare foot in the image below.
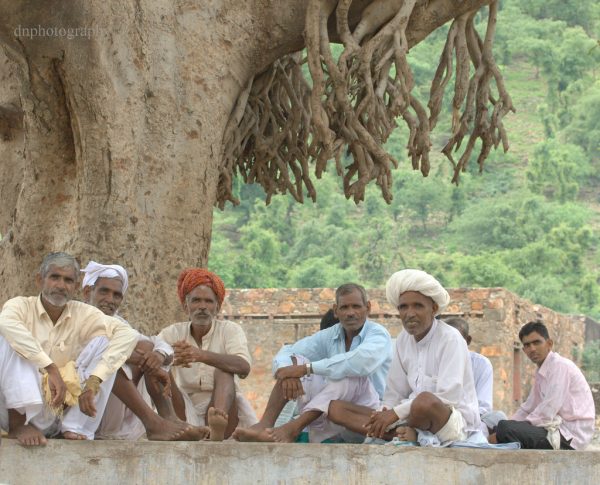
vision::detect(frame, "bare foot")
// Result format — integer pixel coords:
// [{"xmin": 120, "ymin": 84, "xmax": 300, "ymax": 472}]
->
[
  {"xmin": 9, "ymin": 424, "xmax": 47, "ymax": 446},
  {"xmin": 207, "ymin": 407, "xmax": 228, "ymax": 441},
  {"xmin": 266, "ymin": 423, "xmax": 299, "ymax": 443},
  {"xmin": 63, "ymin": 431, "xmax": 87, "ymax": 440},
  {"xmin": 184, "ymin": 425, "xmax": 211, "ymax": 441},
  {"xmin": 146, "ymin": 417, "xmax": 209, "ymax": 441},
  {"xmin": 231, "ymin": 427, "xmax": 276, "ymax": 442},
  {"xmin": 395, "ymin": 426, "xmax": 417, "ymax": 442}
]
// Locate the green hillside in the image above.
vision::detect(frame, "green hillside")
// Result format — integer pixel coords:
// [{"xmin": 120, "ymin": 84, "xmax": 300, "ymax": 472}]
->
[{"xmin": 209, "ymin": 0, "xmax": 600, "ymax": 318}]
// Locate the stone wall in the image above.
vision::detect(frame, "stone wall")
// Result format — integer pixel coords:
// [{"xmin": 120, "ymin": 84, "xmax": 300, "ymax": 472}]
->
[
  {"xmin": 1, "ymin": 441, "xmax": 599, "ymax": 485},
  {"xmin": 220, "ymin": 287, "xmax": 586, "ymax": 416}
]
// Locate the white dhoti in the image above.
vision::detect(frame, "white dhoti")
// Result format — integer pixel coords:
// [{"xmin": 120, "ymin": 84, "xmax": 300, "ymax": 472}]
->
[
  {"xmin": 0, "ymin": 335, "xmax": 116, "ymax": 439},
  {"xmin": 94, "ymin": 365, "xmax": 148, "ymax": 440},
  {"xmin": 294, "ymin": 355, "xmax": 380, "ymax": 443}
]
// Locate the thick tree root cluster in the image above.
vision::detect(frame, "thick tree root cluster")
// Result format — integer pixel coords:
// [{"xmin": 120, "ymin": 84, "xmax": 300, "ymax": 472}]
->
[{"xmin": 218, "ymin": 0, "xmax": 513, "ymax": 207}]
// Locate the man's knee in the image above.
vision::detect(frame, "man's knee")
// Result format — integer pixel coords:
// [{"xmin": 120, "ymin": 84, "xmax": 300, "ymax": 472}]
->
[
  {"xmin": 328, "ymin": 400, "xmax": 344, "ymax": 423},
  {"xmin": 411, "ymin": 392, "xmax": 443, "ymax": 416},
  {"xmin": 495, "ymin": 419, "xmax": 513, "ymax": 442},
  {"xmin": 133, "ymin": 340, "xmax": 154, "ymax": 357}
]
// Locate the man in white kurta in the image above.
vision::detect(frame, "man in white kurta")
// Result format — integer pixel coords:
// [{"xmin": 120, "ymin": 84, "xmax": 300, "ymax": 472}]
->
[
  {"xmin": 378, "ymin": 270, "xmax": 482, "ymax": 445},
  {"xmin": 0, "ymin": 252, "xmax": 138, "ymax": 446},
  {"xmin": 329, "ymin": 269, "xmax": 482, "ymax": 446},
  {"xmin": 445, "ymin": 317, "xmax": 493, "ymax": 416},
  {"xmin": 158, "ymin": 268, "xmax": 257, "ymax": 440},
  {"xmin": 81, "ymin": 261, "xmax": 204, "ymax": 441}
]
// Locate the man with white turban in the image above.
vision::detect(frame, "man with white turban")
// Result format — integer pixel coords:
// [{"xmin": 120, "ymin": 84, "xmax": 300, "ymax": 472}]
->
[
  {"xmin": 328, "ymin": 269, "xmax": 483, "ymax": 446},
  {"xmin": 81, "ymin": 261, "xmax": 207, "ymax": 441}
]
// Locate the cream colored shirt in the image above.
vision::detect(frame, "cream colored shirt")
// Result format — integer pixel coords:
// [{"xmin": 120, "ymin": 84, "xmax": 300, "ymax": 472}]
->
[
  {"xmin": 0, "ymin": 295, "xmax": 139, "ymax": 382},
  {"xmin": 158, "ymin": 319, "xmax": 251, "ymax": 401}
]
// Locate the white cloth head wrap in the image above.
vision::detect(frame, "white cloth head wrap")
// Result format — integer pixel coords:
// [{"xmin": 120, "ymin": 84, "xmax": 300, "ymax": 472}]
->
[
  {"xmin": 385, "ymin": 269, "xmax": 449, "ymax": 314},
  {"xmin": 81, "ymin": 261, "xmax": 129, "ymax": 294}
]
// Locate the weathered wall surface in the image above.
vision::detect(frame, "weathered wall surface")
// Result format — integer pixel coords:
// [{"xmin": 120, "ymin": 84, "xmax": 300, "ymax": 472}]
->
[
  {"xmin": 1, "ymin": 440, "xmax": 599, "ymax": 485},
  {"xmin": 220, "ymin": 288, "xmax": 586, "ymax": 416}
]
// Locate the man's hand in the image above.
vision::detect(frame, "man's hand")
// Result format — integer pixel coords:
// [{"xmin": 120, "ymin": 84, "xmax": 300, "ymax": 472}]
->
[
  {"xmin": 78, "ymin": 375, "xmax": 102, "ymax": 417},
  {"xmin": 280, "ymin": 377, "xmax": 304, "ymax": 400},
  {"xmin": 148, "ymin": 368, "xmax": 172, "ymax": 398},
  {"xmin": 44, "ymin": 363, "xmax": 67, "ymax": 408},
  {"xmin": 173, "ymin": 341, "xmax": 203, "ymax": 367},
  {"xmin": 140, "ymin": 350, "xmax": 166, "ymax": 372},
  {"xmin": 78, "ymin": 389, "xmax": 97, "ymax": 417},
  {"xmin": 275, "ymin": 364, "xmax": 307, "ymax": 380},
  {"xmin": 365, "ymin": 408, "xmax": 399, "ymax": 438}
]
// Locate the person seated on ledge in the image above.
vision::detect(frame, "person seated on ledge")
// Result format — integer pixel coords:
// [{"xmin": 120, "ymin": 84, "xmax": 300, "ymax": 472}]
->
[
  {"xmin": 490, "ymin": 321, "xmax": 595, "ymax": 450},
  {"xmin": 445, "ymin": 317, "xmax": 506, "ymax": 436},
  {"xmin": 233, "ymin": 283, "xmax": 392, "ymax": 443},
  {"xmin": 158, "ymin": 268, "xmax": 257, "ymax": 441},
  {"xmin": 328, "ymin": 270, "xmax": 482, "ymax": 446},
  {"xmin": 0, "ymin": 252, "xmax": 138, "ymax": 446},
  {"xmin": 82, "ymin": 261, "xmax": 207, "ymax": 441},
  {"xmin": 272, "ymin": 307, "xmax": 342, "ymax": 429}
]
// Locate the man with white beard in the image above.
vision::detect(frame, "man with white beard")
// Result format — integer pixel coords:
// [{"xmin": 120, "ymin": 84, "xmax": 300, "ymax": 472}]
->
[{"xmin": 0, "ymin": 252, "xmax": 138, "ymax": 445}]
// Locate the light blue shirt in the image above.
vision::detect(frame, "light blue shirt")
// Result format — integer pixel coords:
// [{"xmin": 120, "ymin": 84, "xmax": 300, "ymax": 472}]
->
[{"xmin": 272, "ymin": 320, "xmax": 392, "ymax": 399}]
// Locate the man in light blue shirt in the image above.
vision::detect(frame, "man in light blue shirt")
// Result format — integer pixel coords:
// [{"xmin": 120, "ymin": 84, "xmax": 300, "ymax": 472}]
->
[{"xmin": 233, "ymin": 283, "xmax": 392, "ymax": 443}]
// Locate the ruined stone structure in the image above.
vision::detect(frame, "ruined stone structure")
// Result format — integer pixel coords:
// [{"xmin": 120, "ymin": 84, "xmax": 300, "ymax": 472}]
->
[{"xmin": 221, "ymin": 287, "xmax": 587, "ymax": 416}]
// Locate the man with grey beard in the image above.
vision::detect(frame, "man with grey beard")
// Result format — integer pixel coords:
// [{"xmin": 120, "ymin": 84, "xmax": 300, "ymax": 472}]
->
[{"xmin": 0, "ymin": 252, "xmax": 138, "ymax": 446}]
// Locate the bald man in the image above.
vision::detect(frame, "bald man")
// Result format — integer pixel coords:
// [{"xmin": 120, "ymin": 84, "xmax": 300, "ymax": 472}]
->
[
  {"xmin": 328, "ymin": 269, "xmax": 483, "ymax": 446},
  {"xmin": 158, "ymin": 268, "xmax": 257, "ymax": 441}
]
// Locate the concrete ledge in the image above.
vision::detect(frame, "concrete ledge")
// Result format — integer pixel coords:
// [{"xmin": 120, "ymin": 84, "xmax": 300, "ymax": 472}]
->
[{"xmin": 1, "ymin": 441, "xmax": 599, "ymax": 485}]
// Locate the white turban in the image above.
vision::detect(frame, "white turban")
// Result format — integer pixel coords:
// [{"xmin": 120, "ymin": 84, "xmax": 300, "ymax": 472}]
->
[
  {"xmin": 385, "ymin": 269, "xmax": 449, "ymax": 314},
  {"xmin": 81, "ymin": 261, "xmax": 129, "ymax": 294}
]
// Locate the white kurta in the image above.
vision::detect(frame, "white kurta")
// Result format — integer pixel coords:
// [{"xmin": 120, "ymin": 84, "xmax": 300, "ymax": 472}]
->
[
  {"xmin": 470, "ymin": 351, "xmax": 493, "ymax": 415},
  {"xmin": 383, "ymin": 319, "xmax": 481, "ymax": 435}
]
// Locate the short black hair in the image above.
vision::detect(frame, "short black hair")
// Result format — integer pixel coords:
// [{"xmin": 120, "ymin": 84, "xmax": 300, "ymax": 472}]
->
[
  {"xmin": 519, "ymin": 321, "xmax": 550, "ymax": 341},
  {"xmin": 320, "ymin": 308, "xmax": 339, "ymax": 330},
  {"xmin": 335, "ymin": 283, "xmax": 368, "ymax": 306},
  {"xmin": 445, "ymin": 317, "xmax": 469, "ymax": 337}
]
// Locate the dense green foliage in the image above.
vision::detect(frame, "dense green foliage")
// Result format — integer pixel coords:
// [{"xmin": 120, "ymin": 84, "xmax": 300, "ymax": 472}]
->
[{"xmin": 210, "ymin": 0, "xmax": 600, "ymax": 318}]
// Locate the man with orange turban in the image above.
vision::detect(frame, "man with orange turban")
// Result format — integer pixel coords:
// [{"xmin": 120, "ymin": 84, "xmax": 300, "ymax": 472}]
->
[{"xmin": 158, "ymin": 268, "xmax": 257, "ymax": 440}]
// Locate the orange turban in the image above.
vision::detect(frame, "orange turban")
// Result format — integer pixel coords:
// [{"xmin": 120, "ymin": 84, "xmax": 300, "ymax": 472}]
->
[{"xmin": 177, "ymin": 268, "xmax": 226, "ymax": 306}]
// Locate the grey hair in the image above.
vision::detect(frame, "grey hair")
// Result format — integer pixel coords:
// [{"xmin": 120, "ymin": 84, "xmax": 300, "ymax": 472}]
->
[
  {"xmin": 39, "ymin": 252, "xmax": 80, "ymax": 278},
  {"xmin": 335, "ymin": 283, "xmax": 368, "ymax": 306},
  {"xmin": 445, "ymin": 317, "xmax": 469, "ymax": 337}
]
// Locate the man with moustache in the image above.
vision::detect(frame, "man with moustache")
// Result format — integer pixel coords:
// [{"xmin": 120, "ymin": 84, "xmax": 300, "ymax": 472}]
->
[
  {"xmin": 328, "ymin": 270, "xmax": 482, "ymax": 446},
  {"xmin": 158, "ymin": 268, "xmax": 257, "ymax": 441},
  {"xmin": 81, "ymin": 261, "xmax": 207, "ymax": 441},
  {"xmin": 491, "ymin": 321, "xmax": 595, "ymax": 450},
  {"xmin": 233, "ymin": 283, "xmax": 392, "ymax": 443},
  {"xmin": 0, "ymin": 252, "xmax": 138, "ymax": 446}
]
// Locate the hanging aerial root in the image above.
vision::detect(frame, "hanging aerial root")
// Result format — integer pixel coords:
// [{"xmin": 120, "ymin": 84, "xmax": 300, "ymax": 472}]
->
[{"xmin": 218, "ymin": 0, "xmax": 513, "ymax": 207}]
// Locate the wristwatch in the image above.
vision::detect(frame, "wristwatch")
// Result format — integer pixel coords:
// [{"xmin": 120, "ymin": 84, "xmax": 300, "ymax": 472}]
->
[{"xmin": 305, "ymin": 362, "xmax": 312, "ymax": 376}]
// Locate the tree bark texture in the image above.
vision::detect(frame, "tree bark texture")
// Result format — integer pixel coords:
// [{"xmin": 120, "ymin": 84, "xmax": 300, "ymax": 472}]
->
[{"xmin": 0, "ymin": 0, "xmax": 493, "ymax": 333}]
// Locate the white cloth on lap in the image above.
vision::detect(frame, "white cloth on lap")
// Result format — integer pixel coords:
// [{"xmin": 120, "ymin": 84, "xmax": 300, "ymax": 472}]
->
[{"xmin": 0, "ymin": 335, "xmax": 116, "ymax": 439}]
